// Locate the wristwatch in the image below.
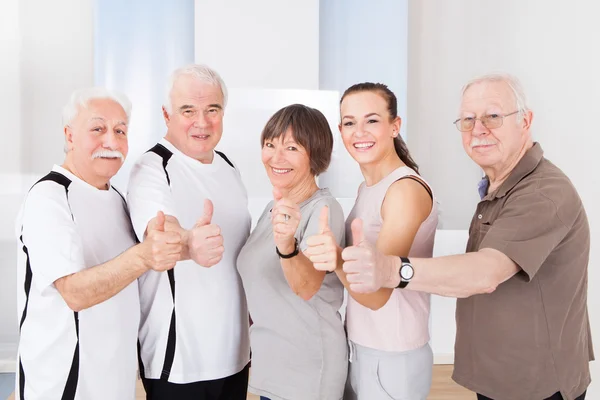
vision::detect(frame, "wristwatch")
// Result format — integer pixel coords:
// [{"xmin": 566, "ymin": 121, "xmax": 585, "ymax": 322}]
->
[
  {"xmin": 276, "ymin": 238, "xmax": 299, "ymax": 259},
  {"xmin": 396, "ymin": 257, "xmax": 414, "ymax": 288}
]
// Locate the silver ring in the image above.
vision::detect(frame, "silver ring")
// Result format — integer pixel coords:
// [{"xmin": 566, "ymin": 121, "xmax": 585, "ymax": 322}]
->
[{"xmin": 284, "ymin": 214, "xmax": 290, "ymax": 222}]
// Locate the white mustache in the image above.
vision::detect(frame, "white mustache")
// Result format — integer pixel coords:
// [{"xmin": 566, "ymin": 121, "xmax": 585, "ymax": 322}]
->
[
  {"xmin": 92, "ymin": 150, "xmax": 125, "ymax": 161},
  {"xmin": 470, "ymin": 137, "xmax": 497, "ymax": 148}
]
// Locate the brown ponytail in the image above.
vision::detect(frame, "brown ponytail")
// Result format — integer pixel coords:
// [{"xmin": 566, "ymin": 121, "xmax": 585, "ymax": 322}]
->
[{"xmin": 340, "ymin": 82, "xmax": 420, "ymax": 174}]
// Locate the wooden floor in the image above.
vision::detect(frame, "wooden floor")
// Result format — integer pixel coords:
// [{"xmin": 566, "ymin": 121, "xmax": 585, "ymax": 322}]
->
[{"xmin": 9, "ymin": 365, "xmax": 474, "ymax": 399}]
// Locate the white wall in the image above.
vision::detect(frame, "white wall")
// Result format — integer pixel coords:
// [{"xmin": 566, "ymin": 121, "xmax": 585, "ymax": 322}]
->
[
  {"xmin": 195, "ymin": 0, "xmax": 319, "ymax": 90},
  {"xmin": 0, "ymin": 0, "xmax": 94, "ymax": 371},
  {"xmin": 408, "ymin": 0, "xmax": 599, "ymax": 394},
  {"xmin": 94, "ymin": 0, "xmax": 195, "ymax": 192}
]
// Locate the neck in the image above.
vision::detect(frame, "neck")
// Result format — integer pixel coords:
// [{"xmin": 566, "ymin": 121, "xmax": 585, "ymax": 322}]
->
[
  {"xmin": 62, "ymin": 156, "xmax": 109, "ymax": 190},
  {"xmin": 164, "ymin": 134, "xmax": 214, "ymax": 164},
  {"xmin": 361, "ymin": 149, "xmax": 404, "ymax": 186},
  {"xmin": 485, "ymin": 140, "xmax": 534, "ymax": 193},
  {"xmin": 278, "ymin": 175, "xmax": 319, "ymax": 205}
]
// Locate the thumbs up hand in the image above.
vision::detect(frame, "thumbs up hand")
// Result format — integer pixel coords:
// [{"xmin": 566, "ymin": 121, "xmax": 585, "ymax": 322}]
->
[
  {"xmin": 143, "ymin": 211, "xmax": 183, "ymax": 272},
  {"xmin": 188, "ymin": 199, "xmax": 224, "ymax": 267},
  {"xmin": 305, "ymin": 206, "xmax": 340, "ymax": 272},
  {"xmin": 271, "ymin": 188, "xmax": 301, "ymax": 255},
  {"xmin": 341, "ymin": 218, "xmax": 398, "ymax": 293}
]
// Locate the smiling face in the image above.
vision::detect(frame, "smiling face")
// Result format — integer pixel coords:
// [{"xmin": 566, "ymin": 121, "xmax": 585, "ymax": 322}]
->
[
  {"xmin": 339, "ymin": 90, "xmax": 400, "ymax": 167},
  {"xmin": 163, "ymin": 74, "xmax": 224, "ymax": 162},
  {"xmin": 261, "ymin": 128, "xmax": 313, "ymax": 192},
  {"xmin": 459, "ymin": 80, "xmax": 532, "ymax": 173},
  {"xmin": 64, "ymin": 98, "xmax": 129, "ymax": 188}
]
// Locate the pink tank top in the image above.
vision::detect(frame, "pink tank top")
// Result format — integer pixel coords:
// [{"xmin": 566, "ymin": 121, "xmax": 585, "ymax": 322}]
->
[{"xmin": 345, "ymin": 166, "xmax": 438, "ymax": 352}]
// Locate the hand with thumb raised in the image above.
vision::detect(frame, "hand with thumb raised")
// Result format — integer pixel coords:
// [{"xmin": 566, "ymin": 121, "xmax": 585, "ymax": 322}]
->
[
  {"xmin": 305, "ymin": 205, "xmax": 340, "ymax": 272},
  {"xmin": 341, "ymin": 218, "xmax": 399, "ymax": 293},
  {"xmin": 143, "ymin": 211, "xmax": 183, "ymax": 272},
  {"xmin": 188, "ymin": 198, "xmax": 224, "ymax": 267}
]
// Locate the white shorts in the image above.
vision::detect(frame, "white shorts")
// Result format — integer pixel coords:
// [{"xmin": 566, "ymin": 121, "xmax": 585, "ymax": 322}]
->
[{"xmin": 344, "ymin": 341, "xmax": 433, "ymax": 400}]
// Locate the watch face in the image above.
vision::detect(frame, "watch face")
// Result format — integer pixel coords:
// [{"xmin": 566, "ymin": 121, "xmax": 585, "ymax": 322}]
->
[{"xmin": 400, "ymin": 264, "xmax": 414, "ymax": 280}]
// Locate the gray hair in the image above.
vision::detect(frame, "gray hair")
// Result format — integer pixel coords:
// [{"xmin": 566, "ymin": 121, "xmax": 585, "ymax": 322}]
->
[
  {"xmin": 62, "ymin": 87, "xmax": 132, "ymax": 153},
  {"xmin": 163, "ymin": 64, "xmax": 228, "ymax": 114},
  {"xmin": 62, "ymin": 87, "xmax": 132, "ymax": 127},
  {"xmin": 461, "ymin": 73, "xmax": 529, "ymax": 122}
]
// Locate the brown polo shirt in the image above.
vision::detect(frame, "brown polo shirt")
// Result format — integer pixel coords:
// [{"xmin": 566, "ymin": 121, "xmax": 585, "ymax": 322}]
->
[{"xmin": 452, "ymin": 143, "xmax": 594, "ymax": 400}]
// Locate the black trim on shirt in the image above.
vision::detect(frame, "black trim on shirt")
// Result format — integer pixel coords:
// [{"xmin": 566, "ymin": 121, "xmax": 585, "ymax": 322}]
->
[
  {"xmin": 147, "ymin": 144, "xmax": 174, "ymax": 185},
  {"xmin": 144, "ymin": 144, "xmax": 235, "ymax": 381},
  {"xmin": 19, "ymin": 171, "xmax": 79, "ymax": 399},
  {"xmin": 396, "ymin": 175, "xmax": 433, "ymax": 200}
]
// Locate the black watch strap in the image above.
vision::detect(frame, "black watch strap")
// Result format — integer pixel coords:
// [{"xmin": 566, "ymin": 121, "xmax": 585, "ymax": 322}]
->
[
  {"xmin": 397, "ymin": 257, "xmax": 411, "ymax": 289},
  {"xmin": 276, "ymin": 238, "xmax": 299, "ymax": 259}
]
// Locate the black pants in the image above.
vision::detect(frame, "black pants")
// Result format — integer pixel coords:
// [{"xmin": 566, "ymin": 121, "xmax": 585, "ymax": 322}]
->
[
  {"xmin": 142, "ymin": 363, "xmax": 249, "ymax": 400},
  {"xmin": 477, "ymin": 390, "xmax": 586, "ymax": 400}
]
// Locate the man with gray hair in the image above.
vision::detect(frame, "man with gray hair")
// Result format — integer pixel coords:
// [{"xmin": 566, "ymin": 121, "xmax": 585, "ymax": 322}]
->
[
  {"xmin": 15, "ymin": 88, "xmax": 182, "ymax": 399},
  {"xmin": 127, "ymin": 64, "xmax": 251, "ymax": 399},
  {"xmin": 337, "ymin": 74, "xmax": 593, "ymax": 400}
]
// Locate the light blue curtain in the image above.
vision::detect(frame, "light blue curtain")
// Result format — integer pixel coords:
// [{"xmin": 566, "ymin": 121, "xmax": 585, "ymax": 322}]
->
[{"xmin": 93, "ymin": 0, "xmax": 194, "ymax": 190}]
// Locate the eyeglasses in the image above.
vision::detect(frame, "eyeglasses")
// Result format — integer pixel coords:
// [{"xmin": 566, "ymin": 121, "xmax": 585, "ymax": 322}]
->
[{"xmin": 453, "ymin": 110, "xmax": 519, "ymax": 132}]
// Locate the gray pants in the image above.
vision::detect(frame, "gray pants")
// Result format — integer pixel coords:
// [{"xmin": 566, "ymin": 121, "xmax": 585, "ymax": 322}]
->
[{"xmin": 344, "ymin": 341, "xmax": 433, "ymax": 400}]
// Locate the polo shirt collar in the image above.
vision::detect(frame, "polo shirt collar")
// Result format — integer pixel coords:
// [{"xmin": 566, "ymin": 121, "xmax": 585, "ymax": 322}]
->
[{"xmin": 482, "ymin": 142, "xmax": 544, "ymax": 200}]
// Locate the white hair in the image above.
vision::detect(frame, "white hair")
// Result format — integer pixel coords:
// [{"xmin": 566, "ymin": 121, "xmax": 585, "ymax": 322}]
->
[
  {"xmin": 163, "ymin": 64, "xmax": 228, "ymax": 114},
  {"xmin": 62, "ymin": 87, "xmax": 132, "ymax": 127},
  {"xmin": 461, "ymin": 73, "xmax": 529, "ymax": 122}
]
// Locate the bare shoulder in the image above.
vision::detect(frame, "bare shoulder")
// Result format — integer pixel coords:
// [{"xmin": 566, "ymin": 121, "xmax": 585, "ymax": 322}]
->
[{"xmin": 382, "ymin": 177, "xmax": 433, "ymax": 223}]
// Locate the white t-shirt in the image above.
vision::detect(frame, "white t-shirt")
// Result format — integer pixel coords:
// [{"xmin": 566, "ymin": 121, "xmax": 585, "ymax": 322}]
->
[
  {"xmin": 15, "ymin": 165, "xmax": 140, "ymax": 400},
  {"xmin": 127, "ymin": 138, "xmax": 251, "ymax": 383}
]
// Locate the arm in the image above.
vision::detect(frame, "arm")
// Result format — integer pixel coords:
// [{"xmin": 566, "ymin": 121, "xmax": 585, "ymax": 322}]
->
[
  {"xmin": 55, "ymin": 211, "xmax": 182, "ymax": 311},
  {"xmin": 55, "ymin": 245, "xmax": 149, "ymax": 312},
  {"xmin": 344, "ymin": 191, "xmax": 567, "ymax": 298},
  {"xmin": 272, "ymin": 191, "xmax": 329, "ymax": 301},
  {"xmin": 337, "ymin": 178, "xmax": 432, "ymax": 309},
  {"xmin": 378, "ymin": 248, "xmax": 519, "ymax": 298}
]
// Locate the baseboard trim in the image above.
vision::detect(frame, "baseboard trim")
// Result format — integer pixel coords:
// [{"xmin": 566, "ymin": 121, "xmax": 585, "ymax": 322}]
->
[
  {"xmin": 0, "ymin": 342, "xmax": 17, "ymax": 373},
  {"xmin": 433, "ymin": 353, "xmax": 454, "ymax": 364}
]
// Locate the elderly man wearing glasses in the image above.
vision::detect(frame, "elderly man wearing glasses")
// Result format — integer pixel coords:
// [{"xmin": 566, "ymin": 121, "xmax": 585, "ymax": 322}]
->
[{"xmin": 336, "ymin": 74, "xmax": 593, "ymax": 400}]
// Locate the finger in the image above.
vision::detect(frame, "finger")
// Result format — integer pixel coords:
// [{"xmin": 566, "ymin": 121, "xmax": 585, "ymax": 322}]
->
[
  {"xmin": 341, "ymin": 245, "xmax": 363, "ymax": 262},
  {"xmin": 319, "ymin": 206, "xmax": 330, "ymax": 234},
  {"xmin": 195, "ymin": 199, "xmax": 214, "ymax": 227},
  {"xmin": 155, "ymin": 211, "xmax": 165, "ymax": 232},
  {"xmin": 273, "ymin": 187, "xmax": 283, "ymax": 201},
  {"xmin": 342, "ymin": 259, "xmax": 370, "ymax": 274},
  {"xmin": 345, "ymin": 271, "xmax": 365, "ymax": 284},
  {"xmin": 196, "ymin": 224, "xmax": 221, "ymax": 239},
  {"xmin": 349, "ymin": 282, "xmax": 374, "ymax": 294},
  {"xmin": 313, "ymin": 262, "xmax": 335, "ymax": 272},
  {"xmin": 351, "ymin": 218, "xmax": 365, "ymax": 246},
  {"xmin": 306, "ymin": 234, "xmax": 331, "ymax": 247},
  {"xmin": 273, "ymin": 223, "xmax": 296, "ymax": 236},
  {"xmin": 272, "ymin": 205, "xmax": 301, "ymax": 221},
  {"xmin": 307, "ymin": 252, "xmax": 335, "ymax": 264}
]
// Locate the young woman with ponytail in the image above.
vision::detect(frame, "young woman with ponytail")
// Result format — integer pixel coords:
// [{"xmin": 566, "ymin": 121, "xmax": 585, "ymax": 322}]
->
[{"xmin": 306, "ymin": 82, "xmax": 438, "ymax": 399}]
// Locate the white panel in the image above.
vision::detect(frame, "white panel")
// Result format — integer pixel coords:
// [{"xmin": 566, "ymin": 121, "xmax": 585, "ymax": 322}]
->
[
  {"xmin": 19, "ymin": 0, "xmax": 94, "ymax": 174},
  {"xmin": 195, "ymin": 0, "xmax": 319, "ymax": 90}
]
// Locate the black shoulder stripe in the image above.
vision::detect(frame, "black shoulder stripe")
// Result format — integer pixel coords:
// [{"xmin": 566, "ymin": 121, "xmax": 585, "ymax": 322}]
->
[
  {"xmin": 147, "ymin": 144, "xmax": 174, "ymax": 185},
  {"xmin": 215, "ymin": 150, "xmax": 235, "ymax": 169}
]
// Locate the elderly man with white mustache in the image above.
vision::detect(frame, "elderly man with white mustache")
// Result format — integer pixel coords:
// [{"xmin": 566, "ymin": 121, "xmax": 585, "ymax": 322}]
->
[
  {"xmin": 15, "ymin": 87, "xmax": 183, "ymax": 400},
  {"xmin": 327, "ymin": 74, "xmax": 593, "ymax": 400}
]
